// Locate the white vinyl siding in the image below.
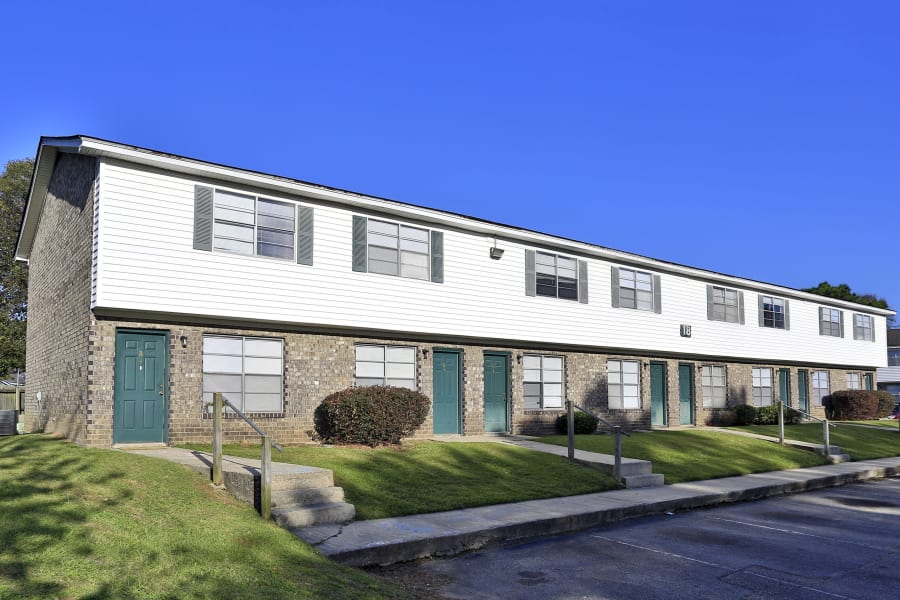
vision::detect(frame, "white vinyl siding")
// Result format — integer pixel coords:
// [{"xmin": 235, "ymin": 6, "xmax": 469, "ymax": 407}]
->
[
  {"xmin": 214, "ymin": 189, "xmax": 295, "ymax": 259},
  {"xmin": 846, "ymin": 372, "xmax": 862, "ymax": 390},
  {"xmin": 202, "ymin": 335, "xmax": 283, "ymax": 413},
  {"xmin": 523, "ymin": 355, "xmax": 564, "ymax": 409},
  {"xmin": 608, "ymin": 359, "xmax": 640, "ymax": 409},
  {"xmin": 701, "ymin": 365, "xmax": 727, "ymax": 408},
  {"xmin": 853, "ymin": 314, "xmax": 874, "ymax": 341},
  {"xmin": 812, "ymin": 371, "xmax": 830, "ymax": 405},
  {"xmin": 355, "ymin": 345, "xmax": 417, "ymax": 390},
  {"xmin": 752, "ymin": 367, "xmax": 773, "ymax": 407},
  {"xmin": 367, "ymin": 219, "xmax": 430, "ymax": 280},
  {"xmin": 535, "ymin": 251, "xmax": 578, "ymax": 300}
]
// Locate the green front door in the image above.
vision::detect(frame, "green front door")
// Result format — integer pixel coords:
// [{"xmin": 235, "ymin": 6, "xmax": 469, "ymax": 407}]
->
[
  {"xmin": 483, "ymin": 352, "xmax": 509, "ymax": 433},
  {"xmin": 797, "ymin": 370, "xmax": 809, "ymax": 413},
  {"xmin": 778, "ymin": 368, "xmax": 791, "ymax": 408},
  {"xmin": 650, "ymin": 362, "xmax": 667, "ymax": 427},
  {"xmin": 678, "ymin": 363, "xmax": 694, "ymax": 425},
  {"xmin": 114, "ymin": 330, "xmax": 168, "ymax": 444},
  {"xmin": 864, "ymin": 373, "xmax": 873, "ymax": 391},
  {"xmin": 433, "ymin": 350, "xmax": 462, "ymax": 434}
]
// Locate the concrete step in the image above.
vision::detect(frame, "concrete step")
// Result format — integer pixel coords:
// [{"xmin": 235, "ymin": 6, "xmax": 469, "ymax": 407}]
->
[
  {"xmin": 271, "ymin": 486, "xmax": 345, "ymax": 508},
  {"xmin": 622, "ymin": 473, "xmax": 665, "ymax": 488},
  {"xmin": 274, "ymin": 502, "xmax": 356, "ymax": 528},
  {"xmin": 269, "ymin": 468, "xmax": 335, "ymax": 491},
  {"xmin": 826, "ymin": 453, "xmax": 852, "ymax": 464}
]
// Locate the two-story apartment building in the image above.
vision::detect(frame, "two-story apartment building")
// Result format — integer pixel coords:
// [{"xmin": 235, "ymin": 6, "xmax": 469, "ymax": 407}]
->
[{"xmin": 15, "ymin": 136, "xmax": 892, "ymax": 447}]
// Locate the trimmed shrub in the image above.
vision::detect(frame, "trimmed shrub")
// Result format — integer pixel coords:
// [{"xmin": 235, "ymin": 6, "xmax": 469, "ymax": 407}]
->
[
  {"xmin": 826, "ymin": 390, "xmax": 880, "ymax": 421},
  {"xmin": 705, "ymin": 409, "xmax": 737, "ymax": 427},
  {"xmin": 734, "ymin": 404, "xmax": 756, "ymax": 426},
  {"xmin": 554, "ymin": 411, "xmax": 599, "ymax": 434},
  {"xmin": 875, "ymin": 391, "xmax": 895, "ymax": 418},
  {"xmin": 314, "ymin": 386, "xmax": 430, "ymax": 446},
  {"xmin": 754, "ymin": 405, "xmax": 780, "ymax": 425}
]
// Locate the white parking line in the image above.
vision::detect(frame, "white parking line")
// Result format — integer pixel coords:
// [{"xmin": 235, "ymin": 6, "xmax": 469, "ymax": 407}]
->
[{"xmin": 704, "ymin": 516, "xmax": 890, "ymax": 551}]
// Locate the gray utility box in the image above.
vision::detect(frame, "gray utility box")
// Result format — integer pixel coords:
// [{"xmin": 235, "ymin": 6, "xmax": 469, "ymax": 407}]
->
[{"xmin": 0, "ymin": 410, "xmax": 16, "ymax": 436}]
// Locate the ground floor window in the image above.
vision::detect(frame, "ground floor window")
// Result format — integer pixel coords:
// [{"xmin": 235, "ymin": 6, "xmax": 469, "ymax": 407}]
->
[
  {"xmin": 608, "ymin": 359, "xmax": 640, "ymax": 409},
  {"xmin": 701, "ymin": 365, "xmax": 727, "ymax": 408},
  {"xmin": 846, "ymin": 372, "xmax": 861, "ymax": 390},
  {"xmin": 203, "ymin": 335, "xmax": 283, "ymax": 413},
  {"xmin": 523, "ymin": 354, "xmax": 564, "ymax": 409},
  {"xmin": 752, "ymin": 367, "xmax": 773, "ymax": 407},
  {"xmin": 812, "ymin": 371, "xmax": 830, "ymax": 404},
  {"xmin": 355, "ymin": 344, "xmax": 417, "ymax": 389}
]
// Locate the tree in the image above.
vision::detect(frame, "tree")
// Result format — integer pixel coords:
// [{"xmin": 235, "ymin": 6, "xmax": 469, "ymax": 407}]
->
[
  {"xmin": 803, "ymin": 281, "xmax": 894, "ymax": 327},
  {"xmin": 0, "ymin": 158, "xmax": 33, "ymax": 377}
]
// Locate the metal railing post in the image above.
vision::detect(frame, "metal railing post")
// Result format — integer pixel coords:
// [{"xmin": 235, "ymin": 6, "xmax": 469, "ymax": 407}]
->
[
  {"xmin": 614, "ymin": 426, "xmax": 623, "ymax": 483},
  {"xmin": 567, "ymin": 400, "xmax": 575, "ymax": 460},
  {"xmin": 261, "ymin": 435, "xmax": 272, "ymax": 519},
  {"xmin": 212, "ymin": 392, "xmax": 224, "ymax": 486},
  {"xmin": 823, "ymin": 419, "xmax": 831, "ymax": 459},
  {"xmin": 778, "ymin": 401, "xmax": 785, "ymax": 445}
]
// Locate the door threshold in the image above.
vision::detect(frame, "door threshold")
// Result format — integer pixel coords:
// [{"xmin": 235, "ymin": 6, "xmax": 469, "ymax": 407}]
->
[{"xmin": 113, "ymin": 442, "xmax": 168, "ymax": 450}]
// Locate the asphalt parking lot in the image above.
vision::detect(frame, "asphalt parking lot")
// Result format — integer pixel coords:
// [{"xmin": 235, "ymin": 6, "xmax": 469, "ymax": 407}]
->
[{"xmin": 375, "ymin": 478, "xmax": 900, "ymax": 599}]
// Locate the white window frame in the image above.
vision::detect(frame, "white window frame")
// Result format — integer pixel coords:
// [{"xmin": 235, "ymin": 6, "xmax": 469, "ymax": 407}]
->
[
  {"xmin": 202, "ymin": 335, "xmax": 284, "ymax": 414},
  {"xmin": 701, "ymin": 365, "xmax": 727, "ymax": 408},
  {"xmin": 608, "ymin": 359, "xmax": 641, "ymax": 410},
  {"xmin": 812, "ymin": 371, "xmax": 830, "ymax": 405},
  {"xmin": 820, "ymin": 308, "xmax": 842, "ymax": 337},
  {"xmin": 213, "ymin": 189, "xmax": 296, "ymax": 260},
  {"xmin": 752, "ymin": 367, "xmax": 773, "ymax": 407},
  {"xmin": 846, "ymin": 372, "xmax": 862, "ymax": 390},
  {"xmin": 366, "ymin": 219, "xmax": 431, "ymax": 281},
  {"xmin": 853, "ymin": 314, "xmax": 874, "ymax": 341},
  {"xmin": 760, "ymin": 296, "xmax": 786, "ymax": 329},
  {"xmin": 711, "ymin": 286, "xmax": 741, "ymax": 323},
  {"xmin": 523, "ymin": 354, "xmax": 565, "ymax": 410},
  {"xmin": 618, "ymin": 268, "xmax": 654, "ymax": 311},
  {"xmin": 355, "ymin": 344, "xmax": 417, "ymax": 390},
  {"xmin": 535, "ymin": 251, "xmax": 579, "ymax": 301}
]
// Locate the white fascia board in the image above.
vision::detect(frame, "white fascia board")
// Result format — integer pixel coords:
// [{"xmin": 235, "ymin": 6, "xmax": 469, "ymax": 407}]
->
[{"xmin": 71, "ymin": 136, "xmax": 893, "ymax": 317}]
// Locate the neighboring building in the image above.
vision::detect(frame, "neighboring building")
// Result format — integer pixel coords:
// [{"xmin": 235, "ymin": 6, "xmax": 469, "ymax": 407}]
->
[
  {"xmin": 15, "ymin": 136, "xmax": 893, "ymax": 447},
  {"xmin": 877, "ymin": 329, "xmax": 900, "ymax": 402}
]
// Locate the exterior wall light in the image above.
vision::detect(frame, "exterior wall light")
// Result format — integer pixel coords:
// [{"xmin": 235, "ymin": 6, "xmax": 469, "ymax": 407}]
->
[
  {"xmin": 179, "ymin": 335, "xmax": 188, "ymax": 348},
  {"xmin": 489, "ymin": 247, "xmax": 504, "ymax": 260}
]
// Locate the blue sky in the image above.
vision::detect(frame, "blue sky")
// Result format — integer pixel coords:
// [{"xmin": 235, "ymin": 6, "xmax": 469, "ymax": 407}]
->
[{"xmin": 2, "ymin": 1, "xmax": 898, "ymax": 316}]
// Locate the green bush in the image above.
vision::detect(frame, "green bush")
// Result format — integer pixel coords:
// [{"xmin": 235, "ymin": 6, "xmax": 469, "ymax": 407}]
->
[
  {"xmin": 734, "ymin": 404, "xmax": 756, "ymax": 426},
  {"xmin": 825, "ymin": 390, "xmax": 880, "ymax": 421},
  {"xmin": 313, "ymin": 386, "xmax": 430, "ymax": 446},
  {"xmin": 554, "ymin": 411, "xmax": 599, "ymax": 434},
  {"xmin": 875, "ymin": 391, "xmax": 895, "ymax": 418},
  {"xmin": 705, "ymin": 409, "xmax": 737, "ymax": 426},
  {"xmin": 754, "ymin": 405, "xmax": 780, "ymax": 425}
]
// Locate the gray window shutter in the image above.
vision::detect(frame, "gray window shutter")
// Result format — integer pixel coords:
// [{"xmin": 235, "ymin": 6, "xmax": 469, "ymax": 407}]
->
[
  {"xmin": 706, "ymin": 285, "xmax": 714, "ymax": 320},
  {"xmin": 193, "ymin": 185, "xmax": 213, "ymax": 251},
  {"xmin": 296, "ymin": 206, "xmax": 314, "ymax": 265},
  {"xmin": 738, "ymin": 291, "xmax": 745, "ymax": 324},
  {"xmin": 838, "ymin": 311, "xmax": 844, "ymax": 338},
  {"xmin": 758, "ymin": 295, "xmax": 765, "ymax": 327},
  {"xmin": 352, "ymin": 216, "xmax": 367, "ymax": 272},
  {"xmin": 430, "ymin": 231, "xmax": 444, "ymax": 283},
  {"xmin": 783, "ymin": 299, "xmax": 790, "ymax": 330},
  {"xmin": 819, "ymin": 307, "xmax": 826, "ymax": 335},
  {"xmin": 525, "ymin": 250, "xmax": 536, "ymax": 296},
  {"xmin": 578, "ymin": 260, "xmax": 588, "ymax": 304},
  {"xmin": 652, "ymin": 274, "xmax": 661, "ymax": 314},
  {"xmin": 610, "ymin": 267, "xmax": 620, "ymax": 308}
]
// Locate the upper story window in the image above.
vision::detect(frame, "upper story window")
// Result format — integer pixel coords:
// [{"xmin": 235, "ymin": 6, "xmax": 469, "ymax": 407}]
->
[
  {"xmin": 707, "ymin": 285, "xmax": 744, "ymax": 324},
  {"xmin": 818, "ymin": 308, "xmax": 843, "ymax": 337},
  {"xmin": 759, "ymin": 295, "xmax": 789, "ymax": 330},
  {"xmin": 812, "ymin": 371, "xmax": 830, "ymax": 404},
  {"xmin": 853, "ymin": 314, "xmax": 874, "ymax": 341},
  {"xmin": 888, "ymin": 348, "xmax": 900, "ymax": 367},
  {"xmin": 608, "ymin": 359, "xmax": 640, "ymax": 409},
  {"xmin": 701, "ymin": 365, "xmax": 726, "ymax": 408},
  {"xmin": 611, "ymin": 267, "xmax": 661, "ymax": 313},
  {"xmin": 352, "ymin": 216, "xmax": 443, "ymax": 283},
  {"xmin": 524, "ymin": 250, "xmax": 587, "ymax": 303},
  {"xmin": 355, "ymin": 344, "xmax": 417, "ymax": 390},
  {"xmin": 202, "ymin": 335, "xmax": 284, "ymax": 413},
  {"xmin": 523, "ymin": 354, "xmax": 564, "ymax": 409},
  {"xmin": 193, "ymin": 185, "xmax": 314, "ymax": 265},
  {"xmin": 751, "ymin": 367, "xmax": 773, "ymax": 407},
  {"xmin": 846, "ymin": 372, "xmax": 861, "ymax": 390}
]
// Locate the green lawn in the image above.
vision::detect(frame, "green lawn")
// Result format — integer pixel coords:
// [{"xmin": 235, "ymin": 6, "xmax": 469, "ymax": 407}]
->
[
  {"xmin": 0, "ymin": 435, "xmax": 406, "ymax": 600},
  {"xmin": 844, "ymin": 420, "xmax": 900, "ymax": 429},
  {"xmin": 732, "ymin": 423, "xmax": 900, "ymax": 460},
  {"xmin": 181, "ymin": 441, "xmax": 618, "ymax": 520},
  {"xmin": 539, "ymin": 430, "xmax": 827, "ymax": 484}
]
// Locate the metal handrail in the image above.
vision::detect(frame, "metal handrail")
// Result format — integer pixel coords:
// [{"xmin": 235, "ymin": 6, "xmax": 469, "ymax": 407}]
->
[
  {"xmin": 566, "ymin": 402, "xmax": 630, "ymax": 484},
  {"xmin": 212, "ymin": 395, "xmax": 284, "ymax": 452},
  {"xmin": 781, "ymin": 402, "xmax": 834, "ymax": 427},
  {"xmin": 775, "ymin": 400, "xmax": 834, "ymax": 459},
  {"xmin": 573, "ymin": 404, "xmax": 631, "ymax": 437}
]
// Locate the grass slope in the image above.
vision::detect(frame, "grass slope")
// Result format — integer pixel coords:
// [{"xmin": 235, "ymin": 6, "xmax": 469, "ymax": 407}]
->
[
  {"xmin": 732, "ymin": 423, "xmax": 900, "ymax": 460},
  {"xmin": 540, "ymin": 430, "xmax": 826, "ymax": 484},
  {"xmin": 181, "ymin": 441, "xmax": 618, "ymax": 520},
  {"xmin": 0, "ymin": 435, "xmax": 405, "ymax": 600}
]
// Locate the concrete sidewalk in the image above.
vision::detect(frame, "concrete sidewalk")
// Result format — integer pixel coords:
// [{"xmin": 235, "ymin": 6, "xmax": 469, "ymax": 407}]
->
[{"xmin": 297, "ymin": 457, "xmax": 900, "ymax": 566}]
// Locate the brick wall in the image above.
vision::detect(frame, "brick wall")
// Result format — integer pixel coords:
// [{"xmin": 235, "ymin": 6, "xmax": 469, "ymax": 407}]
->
[{"xmin": 23, "ymin": 154, "xmax": 97, "ymax": 443}]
